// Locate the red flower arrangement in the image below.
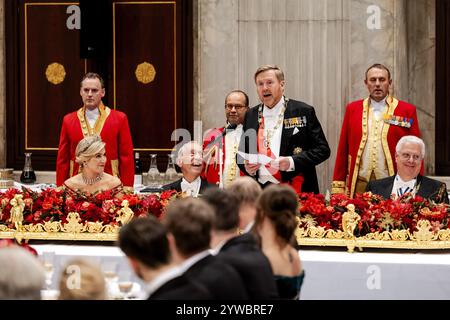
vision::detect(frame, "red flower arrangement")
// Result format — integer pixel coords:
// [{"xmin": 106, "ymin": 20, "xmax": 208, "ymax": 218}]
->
[
  {"xmin": 0, "ymin": 187, "xmax": 182, "ymax": 229},
  {"xmin": 298, "ymin": 192, "xmax": 450, "ymax": 236}
]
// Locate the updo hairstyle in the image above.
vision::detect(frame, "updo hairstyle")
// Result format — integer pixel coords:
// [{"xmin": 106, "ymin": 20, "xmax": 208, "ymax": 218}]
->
[
  {"xmin": 255, "ymin": 184, "xmax": 299, "ymax": 246},
  {"xmin": 75, "ymin": 135, "xmax": 105, "ymax": 168}
]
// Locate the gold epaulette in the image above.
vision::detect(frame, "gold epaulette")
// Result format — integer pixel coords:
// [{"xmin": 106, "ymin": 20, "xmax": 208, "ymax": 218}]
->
[{"xmin": 331, "ymin": 181, "xmax": 346, "ymax": 194}]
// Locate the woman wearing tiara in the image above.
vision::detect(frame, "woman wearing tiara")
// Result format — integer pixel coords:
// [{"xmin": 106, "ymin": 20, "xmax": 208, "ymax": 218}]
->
[{"xmin": 63, "ymin": 135, "xmax": 123, "ymax": 195}]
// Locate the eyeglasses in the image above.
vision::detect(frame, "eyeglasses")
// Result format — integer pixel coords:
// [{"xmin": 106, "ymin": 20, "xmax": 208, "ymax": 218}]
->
[
  {"xmin": 399, "ymin": 153, "xmax": 421, "ymax": 162},
  {"xmin": 225, "ymin": 104, "xmax": 247, "ymax": 111}
]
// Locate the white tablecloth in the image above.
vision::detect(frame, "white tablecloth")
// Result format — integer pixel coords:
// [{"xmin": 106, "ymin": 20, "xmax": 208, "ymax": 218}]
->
[
  {"xmin": 299, "ymin": 248, "xmax": 450, "ymax": 299},
  {"xmin": 32, "ymin": 244, "xmax": 450, "ymax": 299}
]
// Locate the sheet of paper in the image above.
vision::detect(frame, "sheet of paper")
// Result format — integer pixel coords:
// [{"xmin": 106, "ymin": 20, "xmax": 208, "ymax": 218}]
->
[{"xmin": 237, "ymin": 151, "xmax": 273, "ymax": 165}]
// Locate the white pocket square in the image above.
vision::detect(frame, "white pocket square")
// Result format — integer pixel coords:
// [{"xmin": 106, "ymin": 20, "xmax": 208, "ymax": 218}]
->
[{"xmin": 293, "ymin": 127, "xmax": 300, "ymax": 135}]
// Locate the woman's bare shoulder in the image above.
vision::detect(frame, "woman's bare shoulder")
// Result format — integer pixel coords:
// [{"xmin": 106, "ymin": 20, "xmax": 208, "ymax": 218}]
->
[
  {"xmin": 64, "ymin": 175, "xmax": 83, "ymax": 190},
  {"xmin": 102, "ymin": 173, "xmax": 122, "ymax": 188}
]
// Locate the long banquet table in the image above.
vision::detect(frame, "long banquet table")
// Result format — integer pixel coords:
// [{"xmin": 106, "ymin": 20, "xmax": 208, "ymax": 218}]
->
[{"xmin": 32, "ymin": 243, "xmax": 450, "ymax": 300}]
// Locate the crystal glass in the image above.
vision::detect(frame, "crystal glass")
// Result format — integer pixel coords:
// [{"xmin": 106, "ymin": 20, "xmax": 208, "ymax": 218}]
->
[
  {"xmin": 147, "ymin": 154, "xmax": 160, "ymax": 187},
  {"xmin": 165, "ymin": 154, "xmax": 178, "ymax": 182},
  {"xmin": 20, "ymin": 153, "xmax": 36, "ymax": 184},
  {"xmin": 118, "ymin": 271, "xmax": 134, "ymax": 300},
  {"xmin": 41, "ymin": 251, "xmax": 55, "ymax": 290},
  {"xmin": 101, "ymin": 260, "xmax": 119, "ymax": 298}
]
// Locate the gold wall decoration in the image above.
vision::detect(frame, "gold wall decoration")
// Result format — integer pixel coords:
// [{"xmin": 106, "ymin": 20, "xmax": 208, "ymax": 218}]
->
[
  {"xmin": 45, "ymin": 62, "xmax": 66, "ymax": 85},
  {"xmin": 135, "ymin": 62, "xmax": 156, "ymax": 84}
]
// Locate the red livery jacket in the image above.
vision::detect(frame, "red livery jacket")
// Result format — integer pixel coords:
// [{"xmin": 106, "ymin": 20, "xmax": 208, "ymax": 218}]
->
[
  {"xmin": 56, "ymin": 103, "xmax": 134, "ymax": 187},
  {"xmin": 332, "ymin": 96, "xmax": 421, "ymax": 198}
]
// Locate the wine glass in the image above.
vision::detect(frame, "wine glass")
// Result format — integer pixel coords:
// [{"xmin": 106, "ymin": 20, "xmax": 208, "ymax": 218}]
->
[
  {"xmin": 118, "ymin": 271, "xmax": 134, "ymax": 300},
  {"xmin": 101, "ymin": 261, "xmax": 119, "ymax": 298},
  {"xmin": 41, "ymin": 251, "xmax": 55, "ymax": 290}
]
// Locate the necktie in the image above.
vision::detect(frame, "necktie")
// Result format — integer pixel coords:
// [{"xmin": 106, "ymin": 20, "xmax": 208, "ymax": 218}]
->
[{"xmin": 397, "ymin": 186, "xmax": 411, "ymax": 197}]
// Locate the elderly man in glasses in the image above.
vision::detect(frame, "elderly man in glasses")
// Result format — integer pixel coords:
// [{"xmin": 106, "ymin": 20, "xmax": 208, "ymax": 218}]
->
[
  {"xmin": 366, "ymin": 136, "xmax": 449, "ymax": 203},
  {"xmin": 202, "ymin": 90, "xmax": 249, "ymax": 188}
]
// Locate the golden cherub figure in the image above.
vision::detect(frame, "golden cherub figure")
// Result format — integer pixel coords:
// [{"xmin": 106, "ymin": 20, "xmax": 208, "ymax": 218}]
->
[
  {"xmin": 9, "ymin": 194, "xmax": 25, "ymax": 231},
  {"xmin": 341, "ymin": 203, "xmax": 360, "ymax": 238},
  {"xmin": 116, "ymin": 199, "xmax": 134, "ymax": 225}
]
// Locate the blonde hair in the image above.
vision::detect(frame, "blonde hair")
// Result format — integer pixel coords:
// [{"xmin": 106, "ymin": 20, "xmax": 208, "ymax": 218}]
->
[
  {"xmin": 75, "ymin": 135, "xmax": 106, "ymax": 167},
  {"xmin": 58, "ymin": 258, "xmax": 106, "ymax": 300},
  {"xmin": 254, "ymin": 65, "xmax": 285, "ymax": 82}
]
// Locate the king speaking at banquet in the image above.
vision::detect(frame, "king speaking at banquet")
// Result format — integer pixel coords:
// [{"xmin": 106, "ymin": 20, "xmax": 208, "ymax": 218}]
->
[{"xmin": 56, "ymin": 72, "xmax": 135, "ymax": 189}]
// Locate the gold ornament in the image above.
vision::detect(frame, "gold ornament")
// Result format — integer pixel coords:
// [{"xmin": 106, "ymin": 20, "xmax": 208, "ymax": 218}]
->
[
  {"xmin": 45, "ymin": 62, "xmax": 66, "ymax": 85},
  {"xmin": 293, "ymin": 147, "xmax": 303, "ymax": 155},
  {"xmin": 115, "ymin": 200, "xmax": 134, "ymax": 225},
  {"xmin": 135, "ymin": 62, "xmax": 156, "ymax": 84},
  {"xmin": 9, "ymin": 195, "xmax": 25, "ymax": 231}
]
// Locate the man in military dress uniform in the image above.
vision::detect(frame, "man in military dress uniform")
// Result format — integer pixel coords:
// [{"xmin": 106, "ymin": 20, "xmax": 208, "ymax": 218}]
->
[{"xmin": 238, "ymin": 65, "xmax": 330, "ymax": 193}]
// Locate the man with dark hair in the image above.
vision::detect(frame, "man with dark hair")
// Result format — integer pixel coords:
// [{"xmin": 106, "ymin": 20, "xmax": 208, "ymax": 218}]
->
[
  {"xmin": 203, "ymin": 188, "xmax": 279, "ymax": 299},
  {"xmin": 56, "ymin": 72, "xmax": 135, "ymax": 190},
  {"xmin": 332, "ymin": 63, "xmax": 421, "ymax": 198},
  {"xmin": 203, "ymin": 90, "xmax": 249, "ymax": 187},
  {"xmin": 118, "ymin": 216, "xmax": 211, "ymax": 299},
  {"xmin": 164, "ymin": 198, "xmax": 248, "ymax": 299}
]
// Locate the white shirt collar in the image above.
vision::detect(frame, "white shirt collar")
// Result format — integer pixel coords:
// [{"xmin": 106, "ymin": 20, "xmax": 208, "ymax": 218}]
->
[
  {"xmin": 85, "ymin": 107, "xmax": 100, "ymax": 127},
  {"xmin": 178, "ymin": 250, "xmax": 211, "ymax": 274},
  {"xmin": 395, "ymin": 174, "xmax": 417, "ymax": 187},
  {"xmin": 145, "ymin": 266, "xmax": 182, "ymax": 298},
  {"xmin": 209, "ymin": 239, "xmax": 228, "ymax": 256},
  {"xmin": 370, "ymin": 97, "xmax": 387, "ymax": 112},
  {"xmin": 180, "ymin": 176, "xmax": 201, "ymax": 197},
  {"xmin": 263, "ymin": 96, "xmax": 285, "ymax": 116}
]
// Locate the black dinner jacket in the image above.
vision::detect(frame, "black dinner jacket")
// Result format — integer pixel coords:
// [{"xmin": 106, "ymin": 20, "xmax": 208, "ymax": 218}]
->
[
  {"xmin": 161, "ymin": 177, "xmax": 214, "ymax": 194},
  {"xmin": 217, "ymin": 232, "xmax": 279, "ymax": 300},
  {"xmin": 366, "ymin": 175, "xmax": 449, "ymax": 204},
  {"xmin": 238, "ymin": 98, "xmax": 330, "ymax": 193},
  {"xmin": 148, "ymin": 273, "xmax": 212, "ymax": 300},
  {"xmin": 183, "ymin": 253, "xmax": 249, "ymax": 300}
]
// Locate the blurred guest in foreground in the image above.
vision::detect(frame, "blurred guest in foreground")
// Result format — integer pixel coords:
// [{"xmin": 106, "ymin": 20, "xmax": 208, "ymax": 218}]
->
[
  {"xmin": 203, "ymin": 188, "xmax": 278, "ymax": 299},
  {"xmin": 0, "ymin": 245, "xmax": 45, "ymax": 299},
  {"xmin": 255, "ymin": 184, "xmax": 304, "ymax": 299},
  {"xmin": 366, "ymin": 135, "xmax": 449, "ymax": 203},
  {"xmin": 58, "ymin": 258, "xmax": 106, "ymax": 300},
  {"xmin": 118, "ymin": 216, "xmax": 211, "ymax": 299},
  {"xmin": 226, "ymin": 176, "xmax": 262, "ymax": 232},
  {"xmin": 164, "ymin": 197, "xmax": 248, "ymax": 299},
  {"xmin": 63, "ymin": 135, "xmax": 123, "ymax": 195}
]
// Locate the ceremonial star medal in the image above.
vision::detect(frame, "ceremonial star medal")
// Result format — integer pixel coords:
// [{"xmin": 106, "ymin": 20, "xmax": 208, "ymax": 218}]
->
[{"xmin": 293, "ymin": 147, "xmax": 302, "ymax": 155}]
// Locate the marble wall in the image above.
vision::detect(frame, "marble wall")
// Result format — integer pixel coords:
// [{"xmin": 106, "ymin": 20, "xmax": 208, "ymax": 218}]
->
[
  {"xmin": 194, "ymin": 0, "xmax": 436, "ymax": 193},
  {"xmin": 0, "ymin": 0, "xmax": 436, "ymax": 191}
]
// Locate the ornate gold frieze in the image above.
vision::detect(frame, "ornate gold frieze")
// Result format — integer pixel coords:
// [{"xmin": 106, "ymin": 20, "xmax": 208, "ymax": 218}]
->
[
  {"xmin": 296, "ymin": 205, "xmax": 450, "ymax": 252},
  {"xmin": 45, "ymin": 62, "xmax": 66, "ymax": 85},
  {"xmin": 135, "ymin": 62, "xmax": 156, "ymax": 84}
]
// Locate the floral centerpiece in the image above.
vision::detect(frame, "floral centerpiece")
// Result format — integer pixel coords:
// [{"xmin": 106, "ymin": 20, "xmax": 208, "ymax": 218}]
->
[
  {"xmin": 297, "ymin": 192, "xmax": 450, "ymax": 251},
  {"xmin": 0, "ymin": 187, "xmax": 183, "ymax": 241}
]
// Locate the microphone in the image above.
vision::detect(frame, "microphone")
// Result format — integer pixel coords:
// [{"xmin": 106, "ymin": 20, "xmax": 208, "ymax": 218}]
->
[{"xmin": 205, "ymin": 123, "xmax": 237, "ymax": 149}]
